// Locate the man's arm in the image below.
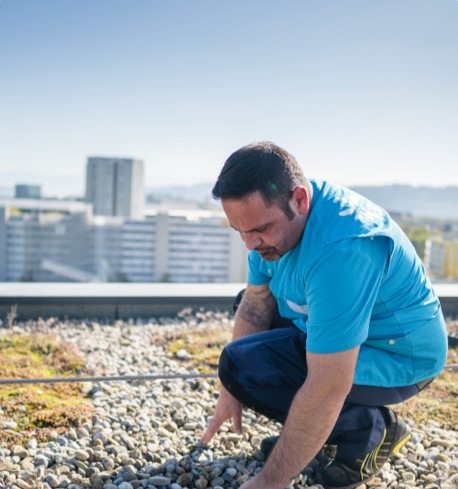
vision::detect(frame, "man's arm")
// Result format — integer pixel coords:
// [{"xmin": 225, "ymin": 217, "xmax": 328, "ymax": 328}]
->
[
  {"xmin": 232, "ymin": 283, "xmax": 277, "ymax": 339},
  {"xmin": 240, "ymin": 346, "xmax": 359, "ymax": 489},
  {"xmin": 201, "ymin": 283, "xmax": 275, "ymax": 444}
]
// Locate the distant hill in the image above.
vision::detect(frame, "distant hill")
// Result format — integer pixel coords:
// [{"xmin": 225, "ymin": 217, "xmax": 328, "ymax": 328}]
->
[
  {"xmin": 147, "ymin": 183, "xmax": 458, "ymax": 220},
  {"xmin": 350, "ymin": 185, "xmax": 458, "ymax": 220}
]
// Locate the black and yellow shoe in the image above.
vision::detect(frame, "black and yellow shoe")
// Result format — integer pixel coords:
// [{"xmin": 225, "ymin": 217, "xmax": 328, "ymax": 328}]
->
[
  {"xmin": 318, "ymin": 407, "xmax": 411, "ymax": 489},
  {"xmin": 260, "ymin": 435, "xmax": 279, "ymax": 458}
]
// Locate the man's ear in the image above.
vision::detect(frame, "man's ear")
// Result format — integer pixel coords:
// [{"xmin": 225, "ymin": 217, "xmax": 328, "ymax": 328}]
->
[{"xmin": 291, "ymin": 186, "xmax": 310, "ymax": 214}]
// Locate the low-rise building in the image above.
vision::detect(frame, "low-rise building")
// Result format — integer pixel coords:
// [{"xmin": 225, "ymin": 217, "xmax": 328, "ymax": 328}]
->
[{"xmin": 0, "ymin": 198, "xmax": 247, "ymax": 283}]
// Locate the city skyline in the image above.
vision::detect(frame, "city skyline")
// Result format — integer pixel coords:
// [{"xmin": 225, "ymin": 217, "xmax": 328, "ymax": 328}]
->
[{"xmin": 1, "ymin": 0, "xmax": 457, "ymax": 197}]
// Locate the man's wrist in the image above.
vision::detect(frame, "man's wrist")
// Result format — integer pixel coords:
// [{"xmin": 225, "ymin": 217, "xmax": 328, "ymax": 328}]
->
[{"xmin": 257, "ymin": 458, "xmax": 291, "ymax": 489}]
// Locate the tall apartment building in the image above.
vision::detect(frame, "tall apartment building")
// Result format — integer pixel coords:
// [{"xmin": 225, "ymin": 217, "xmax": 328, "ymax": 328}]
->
[{"xmin": 85, "ymin": 157, "xmax": 144, "ymax": 219}]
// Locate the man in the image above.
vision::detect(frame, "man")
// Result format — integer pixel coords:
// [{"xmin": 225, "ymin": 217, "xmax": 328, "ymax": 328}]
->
[{"xmin": 201, "ymin": 142, "xmax": 448, "ymax": 489}]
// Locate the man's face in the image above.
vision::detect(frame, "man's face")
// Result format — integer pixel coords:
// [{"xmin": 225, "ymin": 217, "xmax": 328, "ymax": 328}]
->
[{"xmin": 222, "ymin": 189, "xmax": 309, "ymax": 261}]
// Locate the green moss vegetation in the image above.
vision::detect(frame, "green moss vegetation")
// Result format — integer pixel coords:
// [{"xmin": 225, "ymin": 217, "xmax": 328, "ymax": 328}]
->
[
  {"xmin": 165, "ymin": 324, "xmax": 232, "ymax": 374},
  {"xmin": 165, "ymin": 321, "xmax": 458, "ymax": 432},
  {"xmin": 1, "ymin": 319, "xmax": 457, "ymax": 447},
  {"xmin": 164, "ymin": 322, "xmax": 458, "ymax": 432},
  {"xmin": 0, "ymin": 333, "xmax": 94, "ymax": 444},
  {"xmin": 394, "ymin": 366, "xmax": 458, "ymax": 432}
]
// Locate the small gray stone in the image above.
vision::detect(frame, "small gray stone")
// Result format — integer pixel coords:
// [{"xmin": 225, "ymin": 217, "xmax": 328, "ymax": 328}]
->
[
  {"xmin": 74, "ymin": 449, "xmax": 90, "ymax": 461},
  {"xmin": 210, "ymin": 477, "xmax": 225, "ymax": 487},
  {"xmin": 11, "ymin": 445, "xmax": 29, "ymax": 459},
  {"xmin": 118, "ymin": 483, "xmax": 133, "ymax": 489},
  {"xmin": 177, "ymin": 473, "xmax": 193, "ymax": 486},
  {"xmin": 176, "ymin": 349, "xmax": 191, "ymax": 360},
  {"xmin": 26, "ymin": 439, "xmax": 38, "ymax": 450},
  {"xmin": 34, "ymin": 455, "xmax": 49, "ymax": 467},
  {"xmin": 148, "ymin": 476, "xmax": 171, "ymax": 486},
  {"xmin": 122, "ymin": 471, "xmax": 137, "ymax": 482},
  {"xmin": 194, "ymin": 479, "xmax": 208, "ymax": 489},
  {"xmin": 44, "ymin": 474, "xmax": 60, "ymax": 488},
  {"xmin": 11, "ymin": 479, "xmax": 31, "ymax": 489}
]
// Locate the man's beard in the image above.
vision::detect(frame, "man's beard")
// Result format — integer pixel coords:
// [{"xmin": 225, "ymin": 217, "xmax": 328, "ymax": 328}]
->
[{"xmin": 256, "ymin": 247, "xmax": 281, "ymax": 261}]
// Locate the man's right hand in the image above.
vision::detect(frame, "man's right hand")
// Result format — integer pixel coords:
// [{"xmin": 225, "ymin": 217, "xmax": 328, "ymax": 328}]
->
[
  {"xmin": 201, "ymin": 283, "xmax": 275, "ymax": 445},
  {"xmin": 200, "ymin": 386, "xmax": 243, "ymax": 444}
]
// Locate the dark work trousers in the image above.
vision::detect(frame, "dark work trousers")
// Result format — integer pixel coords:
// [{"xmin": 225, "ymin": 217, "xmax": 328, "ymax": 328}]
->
[{"xmin": 219, "ymin": 325, "xmax": 431, "ymax": 461}]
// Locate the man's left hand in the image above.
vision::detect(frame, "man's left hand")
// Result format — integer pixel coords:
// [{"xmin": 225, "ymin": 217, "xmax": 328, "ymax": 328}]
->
[{"xmin": 238, "ymin": 474, "xmax": 285, "ymax": 489}]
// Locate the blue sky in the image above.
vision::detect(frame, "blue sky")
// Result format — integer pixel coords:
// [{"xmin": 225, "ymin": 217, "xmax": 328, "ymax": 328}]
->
[{"xmin": 0, "ymin": 0, "xmax": 457, "ymax": 197}]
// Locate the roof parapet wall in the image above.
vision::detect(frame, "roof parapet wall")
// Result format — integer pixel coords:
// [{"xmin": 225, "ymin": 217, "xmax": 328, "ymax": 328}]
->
[{"xmin": 0, "ymin": 283, "xmax": 457, "ymax": 321}]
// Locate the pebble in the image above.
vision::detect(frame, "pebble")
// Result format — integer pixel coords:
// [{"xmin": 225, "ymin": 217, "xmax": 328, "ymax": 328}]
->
[{"xmin": 0, "ymin": 313, "xmax": 457, "ymax": 489}]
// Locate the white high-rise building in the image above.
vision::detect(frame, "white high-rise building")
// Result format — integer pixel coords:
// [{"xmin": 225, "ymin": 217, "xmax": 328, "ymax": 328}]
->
[{"xmin": 85, "ymin": 157, "xmax": 144, "ymax": 219}]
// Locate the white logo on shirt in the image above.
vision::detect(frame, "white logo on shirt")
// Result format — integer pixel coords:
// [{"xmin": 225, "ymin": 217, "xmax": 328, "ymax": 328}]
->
[
  {"xmin": 337, "ymin": 193, "xmax": 384, "ymax": 224},
  {"xmin": 286, "ymin": 299, "xmax": 309, "ymax": 315}
]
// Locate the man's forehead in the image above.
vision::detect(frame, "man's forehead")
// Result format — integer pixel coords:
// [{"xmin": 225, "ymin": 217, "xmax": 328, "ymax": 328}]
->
[
  {"xmin": 223, "ymin": 191, "xmax": 278, "ymax": 208},
  {"xmin": 222, "ymin": 195, "xmax": 283, "ymax": 232}
]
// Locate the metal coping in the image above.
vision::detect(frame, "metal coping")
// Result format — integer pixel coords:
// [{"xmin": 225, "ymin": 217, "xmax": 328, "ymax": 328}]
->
[
  {"xmin": 0, "ymin": 283, "xmax": 247, "ymax": 301},
  {"xmin": 0, "ymin": 282, "xmax": 457, "ymax": 299}
]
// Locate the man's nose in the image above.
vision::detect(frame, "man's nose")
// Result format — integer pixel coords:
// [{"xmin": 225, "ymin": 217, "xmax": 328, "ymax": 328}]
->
[{"xmin": 242, "ymin": 232, "xmax": 262, "ymax": 250}]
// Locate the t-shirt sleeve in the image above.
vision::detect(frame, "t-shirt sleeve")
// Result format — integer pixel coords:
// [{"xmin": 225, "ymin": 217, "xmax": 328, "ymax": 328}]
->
[
  {"xmin": 247, "ymin": 250, "xmax": 271, "ymax": 285},
  {"xmin": 305, "ymin": 236, "xmax": 390, "ymax": 354}
]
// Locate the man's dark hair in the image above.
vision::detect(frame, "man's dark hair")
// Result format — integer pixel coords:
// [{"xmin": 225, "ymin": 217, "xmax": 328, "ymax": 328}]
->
[{"xmin": 212, "ymin": 142, "xmax": 308, "ymax": 219}]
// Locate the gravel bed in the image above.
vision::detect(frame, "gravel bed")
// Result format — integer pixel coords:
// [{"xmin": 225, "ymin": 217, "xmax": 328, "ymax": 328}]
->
[{"xmin": 0, "ymin": 313, "xmax": 457, "ymax": 489}]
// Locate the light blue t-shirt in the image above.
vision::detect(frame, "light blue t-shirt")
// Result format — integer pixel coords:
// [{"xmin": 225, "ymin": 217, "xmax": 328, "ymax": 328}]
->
[{"xmin": 248, "ymin": 180, "xmax": 448, "ymax": 387}]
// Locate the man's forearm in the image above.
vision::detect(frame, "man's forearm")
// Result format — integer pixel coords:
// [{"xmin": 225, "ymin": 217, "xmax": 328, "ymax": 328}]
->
[
  {"xmin": 233, "ymin": 284, "xmax": 276, "ymax": 339},
  {"xmin": 257, "ymin": 380, "xmax": 347, "ymax": 488}
]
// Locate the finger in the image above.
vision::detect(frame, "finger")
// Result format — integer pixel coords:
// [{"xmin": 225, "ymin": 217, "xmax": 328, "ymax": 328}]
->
[
  {"xmin": 232, "ymin": 412, "xmax": 243, "ymax": 435},
  {"xmin": 232, "ymin": 406, "xmax": 243, "ymax": 434},
  {"xmin": 200, "ymin": 416, "xmax": 223, "ymax": 445}
]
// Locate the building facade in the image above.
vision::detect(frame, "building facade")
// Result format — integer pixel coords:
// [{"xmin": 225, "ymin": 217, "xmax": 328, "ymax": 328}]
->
[
  {"xmin": 15, "ymin": 184, "xmax": 41, "ymax": 199},
  {"xmin": 85, "ymin": 157, "xmax": 145, "ymax": 219},
  {"xmin": 0, "ymin": 199, "xmax": 247, "ymax": 283}
]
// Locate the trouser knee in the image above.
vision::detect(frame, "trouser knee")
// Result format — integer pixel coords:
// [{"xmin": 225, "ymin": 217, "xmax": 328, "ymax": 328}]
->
[
  {"xmin": 218, "ymin": 346, "xmax": 237, "ymax": 390},
  {"xmin": 217, "ymin": 330, "xmax": 307, "ymax": 422}
]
